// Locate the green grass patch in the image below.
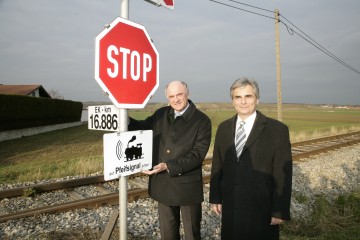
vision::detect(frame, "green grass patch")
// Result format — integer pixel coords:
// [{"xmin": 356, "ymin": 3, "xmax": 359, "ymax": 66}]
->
[
  {"xmin": 281, "ymin": 191, "xmax": 360, "ymax": 239},
  {"xmin": 0, "ymin": 124, "xmax": 105, "ymax": 184}
]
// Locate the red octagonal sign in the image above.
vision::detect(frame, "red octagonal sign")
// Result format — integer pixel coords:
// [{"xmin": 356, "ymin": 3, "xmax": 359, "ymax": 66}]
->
[{"xmin": 95, "ymin": 17, "xmax": 159, "ymax": 109}]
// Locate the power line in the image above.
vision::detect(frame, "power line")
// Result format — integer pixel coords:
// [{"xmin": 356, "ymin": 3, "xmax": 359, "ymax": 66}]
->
[
  {"xmin": 279, "ymin": 13, "xmax": 360, "ymax": 75},
  {"xmin": 226, "ymin": 0, "xmax": 273, "ymax": 13},
  {"xmin": 209, "ymin": 0, "xmax": 274, "ymax": 20},
  {"xmin": 209, "ymin": 0, "xmax": 360, "ymax": 76}
]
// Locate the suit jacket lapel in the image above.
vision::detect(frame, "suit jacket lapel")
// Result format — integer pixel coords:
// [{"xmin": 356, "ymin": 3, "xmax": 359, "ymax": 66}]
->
[
  {"xmin": 230, "ymin": 115, "xmax": 238, "ymax": 158},
  {"xmin": 243, "ymin": 111, "xmax": 267, "ymax": 151}
]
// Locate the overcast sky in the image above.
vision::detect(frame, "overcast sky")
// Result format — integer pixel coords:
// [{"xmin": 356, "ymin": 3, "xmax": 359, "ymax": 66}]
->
[{"xmin": 0, "ymin": 0, "xmax": 359, "ymax": 105}]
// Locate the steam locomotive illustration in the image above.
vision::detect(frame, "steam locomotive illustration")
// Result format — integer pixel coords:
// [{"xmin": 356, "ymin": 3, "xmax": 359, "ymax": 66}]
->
[{"xmin": 124, "ymin": 135, "xmax": 143, "ymax": 161}]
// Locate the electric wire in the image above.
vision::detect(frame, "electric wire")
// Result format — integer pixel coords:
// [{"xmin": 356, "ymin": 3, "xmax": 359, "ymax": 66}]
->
[
  {"xmin": 283, "ymin": 23, "xmax": 360, "ymax": 74},
  {"xmin": 226, "ymin": 0, "xmax": 273, "ymax": 13},
  {"xmin": 279, "ymin": 13, "xmax": 360, "ymax": 75},
  {"xmin": 209, "ymin": 0, "xmax": 360, "ymax": 76},
  {"xmin": 209, "ymin": 0, "xmax": 274, "ymax": 20}
]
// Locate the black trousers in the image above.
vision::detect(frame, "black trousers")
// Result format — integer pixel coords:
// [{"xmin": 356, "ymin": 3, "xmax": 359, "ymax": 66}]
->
[{"xmin": 158, "ymin": 202, "xmax": 202, "ymax": 240}]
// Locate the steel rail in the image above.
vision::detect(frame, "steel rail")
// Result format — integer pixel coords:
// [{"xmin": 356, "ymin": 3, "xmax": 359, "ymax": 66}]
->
[
  {"xmin": 291, "ymin": 131, "xmax": 360, "ymax": 147},
  {"xmin": 0, "ymin": 188, "xmax": 142, "ymax": 223},
  {"xmin": 291, "ymin": 131, "xmax": 360, "ymax": 161},
  {"xmin": 0, "ymin": 175, "xmax": 106, "ymax": 199},
  {"xmin": 0, "ymin": 175, "xmax": 211, "ymax": 223},
  {"xmin": 292, "ymin": 138, "xmax": 360, "ymax": 161},
  {"xmin": 0, "ymin": 158, "xmax": 213, "ymax": 200}
]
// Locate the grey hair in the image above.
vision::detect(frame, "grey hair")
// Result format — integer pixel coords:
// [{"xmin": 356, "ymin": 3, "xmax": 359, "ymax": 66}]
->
[
  {"xmin": 164, "ymin": 81, "xmax": 189, "ymax": 95},
  {"xmin": 230, "ymin": 77, "xmax": 260, "ymax": 99}
]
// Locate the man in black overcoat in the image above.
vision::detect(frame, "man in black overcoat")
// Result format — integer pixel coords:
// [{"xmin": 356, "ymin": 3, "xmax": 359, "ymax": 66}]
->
[
  {"xmin": 129, "ymin": 81, "xmax": 211, "ymax": 240},
  {"xmin": 209, "ymin": 78, "xmax": 292, "ymax": 239}
]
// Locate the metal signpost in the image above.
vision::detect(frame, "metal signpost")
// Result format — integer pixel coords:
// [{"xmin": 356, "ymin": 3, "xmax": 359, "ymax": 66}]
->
[
  {"xmin": 94, "ymin": 12, "xmax": 159, "ymax": 237},
  {"xmin": 91, "ymin": 1, "xmax": 173, "ymax": 238}
]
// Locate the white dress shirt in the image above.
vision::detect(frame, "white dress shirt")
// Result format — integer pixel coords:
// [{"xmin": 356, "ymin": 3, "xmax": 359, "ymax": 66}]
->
[{"xmin": 235, "ymin": 111, "xmax": 257, "ymax": 144}]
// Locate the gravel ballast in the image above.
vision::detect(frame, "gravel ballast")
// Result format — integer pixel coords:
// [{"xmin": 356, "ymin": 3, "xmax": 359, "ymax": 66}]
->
[{"xmin": 1, "ymin": 144, "xmax": 359, "ymax": 239}]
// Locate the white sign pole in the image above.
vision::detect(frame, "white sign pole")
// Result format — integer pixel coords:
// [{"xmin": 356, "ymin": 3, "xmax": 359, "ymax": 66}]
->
[
  {"xmin": 119, "ymin": 2, "xmax": 129, "ymax": 240},
  {"xmin": 118, "ymin": 108, "xmax": 128, "ymax": 240}
]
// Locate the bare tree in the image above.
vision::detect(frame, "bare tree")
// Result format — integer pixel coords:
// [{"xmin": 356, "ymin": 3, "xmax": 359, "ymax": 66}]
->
[{"xmin": 48, "ymin": 89, "xmax": 64, "ymax": 99}]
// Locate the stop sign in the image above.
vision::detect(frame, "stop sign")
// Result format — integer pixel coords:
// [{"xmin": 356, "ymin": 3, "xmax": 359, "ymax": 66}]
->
[{"xmin": 95, "ymin": 17, "xmax": 159, "ymax": 109}]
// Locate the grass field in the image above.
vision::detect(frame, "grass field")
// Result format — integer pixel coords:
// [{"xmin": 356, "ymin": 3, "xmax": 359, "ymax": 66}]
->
[
  {"xmin": 133, "ymin": 103, "xmax": 360, "ymax": 143},
  {"xmin": 1, "ymin": 103, "xmax": 359, "ymax": 184},
  {"xmin": 0, "ymin": 103, "xmax": 359, "ymax": 239}
]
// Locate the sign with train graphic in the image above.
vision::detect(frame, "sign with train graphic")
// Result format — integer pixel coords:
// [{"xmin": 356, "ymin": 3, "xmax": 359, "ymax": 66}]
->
[{"xmin": 103, "ymin": 130, "xmax": 153, "ymax": 180}]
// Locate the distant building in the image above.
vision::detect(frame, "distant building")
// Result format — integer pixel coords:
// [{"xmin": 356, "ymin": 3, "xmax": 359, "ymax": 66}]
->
[{"xmin": 0, "ymin": 84, "xmax": 51, "ymax": 98}]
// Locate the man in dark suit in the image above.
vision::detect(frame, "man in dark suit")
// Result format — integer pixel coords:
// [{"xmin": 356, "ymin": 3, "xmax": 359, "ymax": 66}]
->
[
  {"xmin": 209, "ymin": 78, "xmax": 292, "ymax": 240},
  {"xmin": 128, "ymin": 80, "xmax": 211, "ymax": 240}
]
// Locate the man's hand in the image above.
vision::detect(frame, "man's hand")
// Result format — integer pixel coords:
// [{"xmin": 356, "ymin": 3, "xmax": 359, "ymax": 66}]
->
[
  {"xmin": 270, "ymin": 217, "xmax": 284, "ymax": 225},
  {"xmin": 143, "ymin": 163, "xmax": 168, "ymax": 175},
  {"xmin": 211, "ymin": 204, "xmax": 222, "ymax": 215}
]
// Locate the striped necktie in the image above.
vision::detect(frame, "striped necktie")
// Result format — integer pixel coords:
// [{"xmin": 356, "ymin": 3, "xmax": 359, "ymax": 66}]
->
[{"xmin": 235, "ymin": 121, "xmax": 246, "ymax": 158}]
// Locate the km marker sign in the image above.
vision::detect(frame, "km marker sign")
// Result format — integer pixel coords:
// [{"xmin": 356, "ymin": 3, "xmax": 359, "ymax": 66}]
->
[{"xmin": 95, "ymin": 17, "xmax": 159, "ymax": 109}]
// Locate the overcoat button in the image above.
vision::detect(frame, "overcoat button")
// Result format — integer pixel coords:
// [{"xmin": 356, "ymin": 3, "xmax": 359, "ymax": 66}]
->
[{"xmin": 166, "ymin": 149, "xmax": 171, "ymax": 153}]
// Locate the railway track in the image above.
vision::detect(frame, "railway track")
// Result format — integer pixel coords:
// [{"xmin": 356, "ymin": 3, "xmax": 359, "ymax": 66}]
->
[
  {"xmin": 1, "ymin": 131, "xmax": 360, "ymax": 226},
  {"xmin": 291, "ymin": 131, "xmax": 360, "ymax": 161}
]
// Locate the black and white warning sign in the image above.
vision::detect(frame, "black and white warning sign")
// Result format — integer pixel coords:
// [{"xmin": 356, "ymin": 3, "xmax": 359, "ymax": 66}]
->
[{"xmin": 103, "ymin": 130, "xmax": 153, "ymax": 180}]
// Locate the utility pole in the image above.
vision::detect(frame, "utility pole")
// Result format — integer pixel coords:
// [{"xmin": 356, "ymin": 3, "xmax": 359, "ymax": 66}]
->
[{"xmin": 274, "ymin": 9, "xmax": 283, "ymax": 122}]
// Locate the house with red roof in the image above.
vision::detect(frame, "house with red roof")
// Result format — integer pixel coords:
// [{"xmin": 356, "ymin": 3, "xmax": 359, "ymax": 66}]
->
[{"xmin": 0, "ymin": 84, "xmax": 51, "ymax": 98}]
